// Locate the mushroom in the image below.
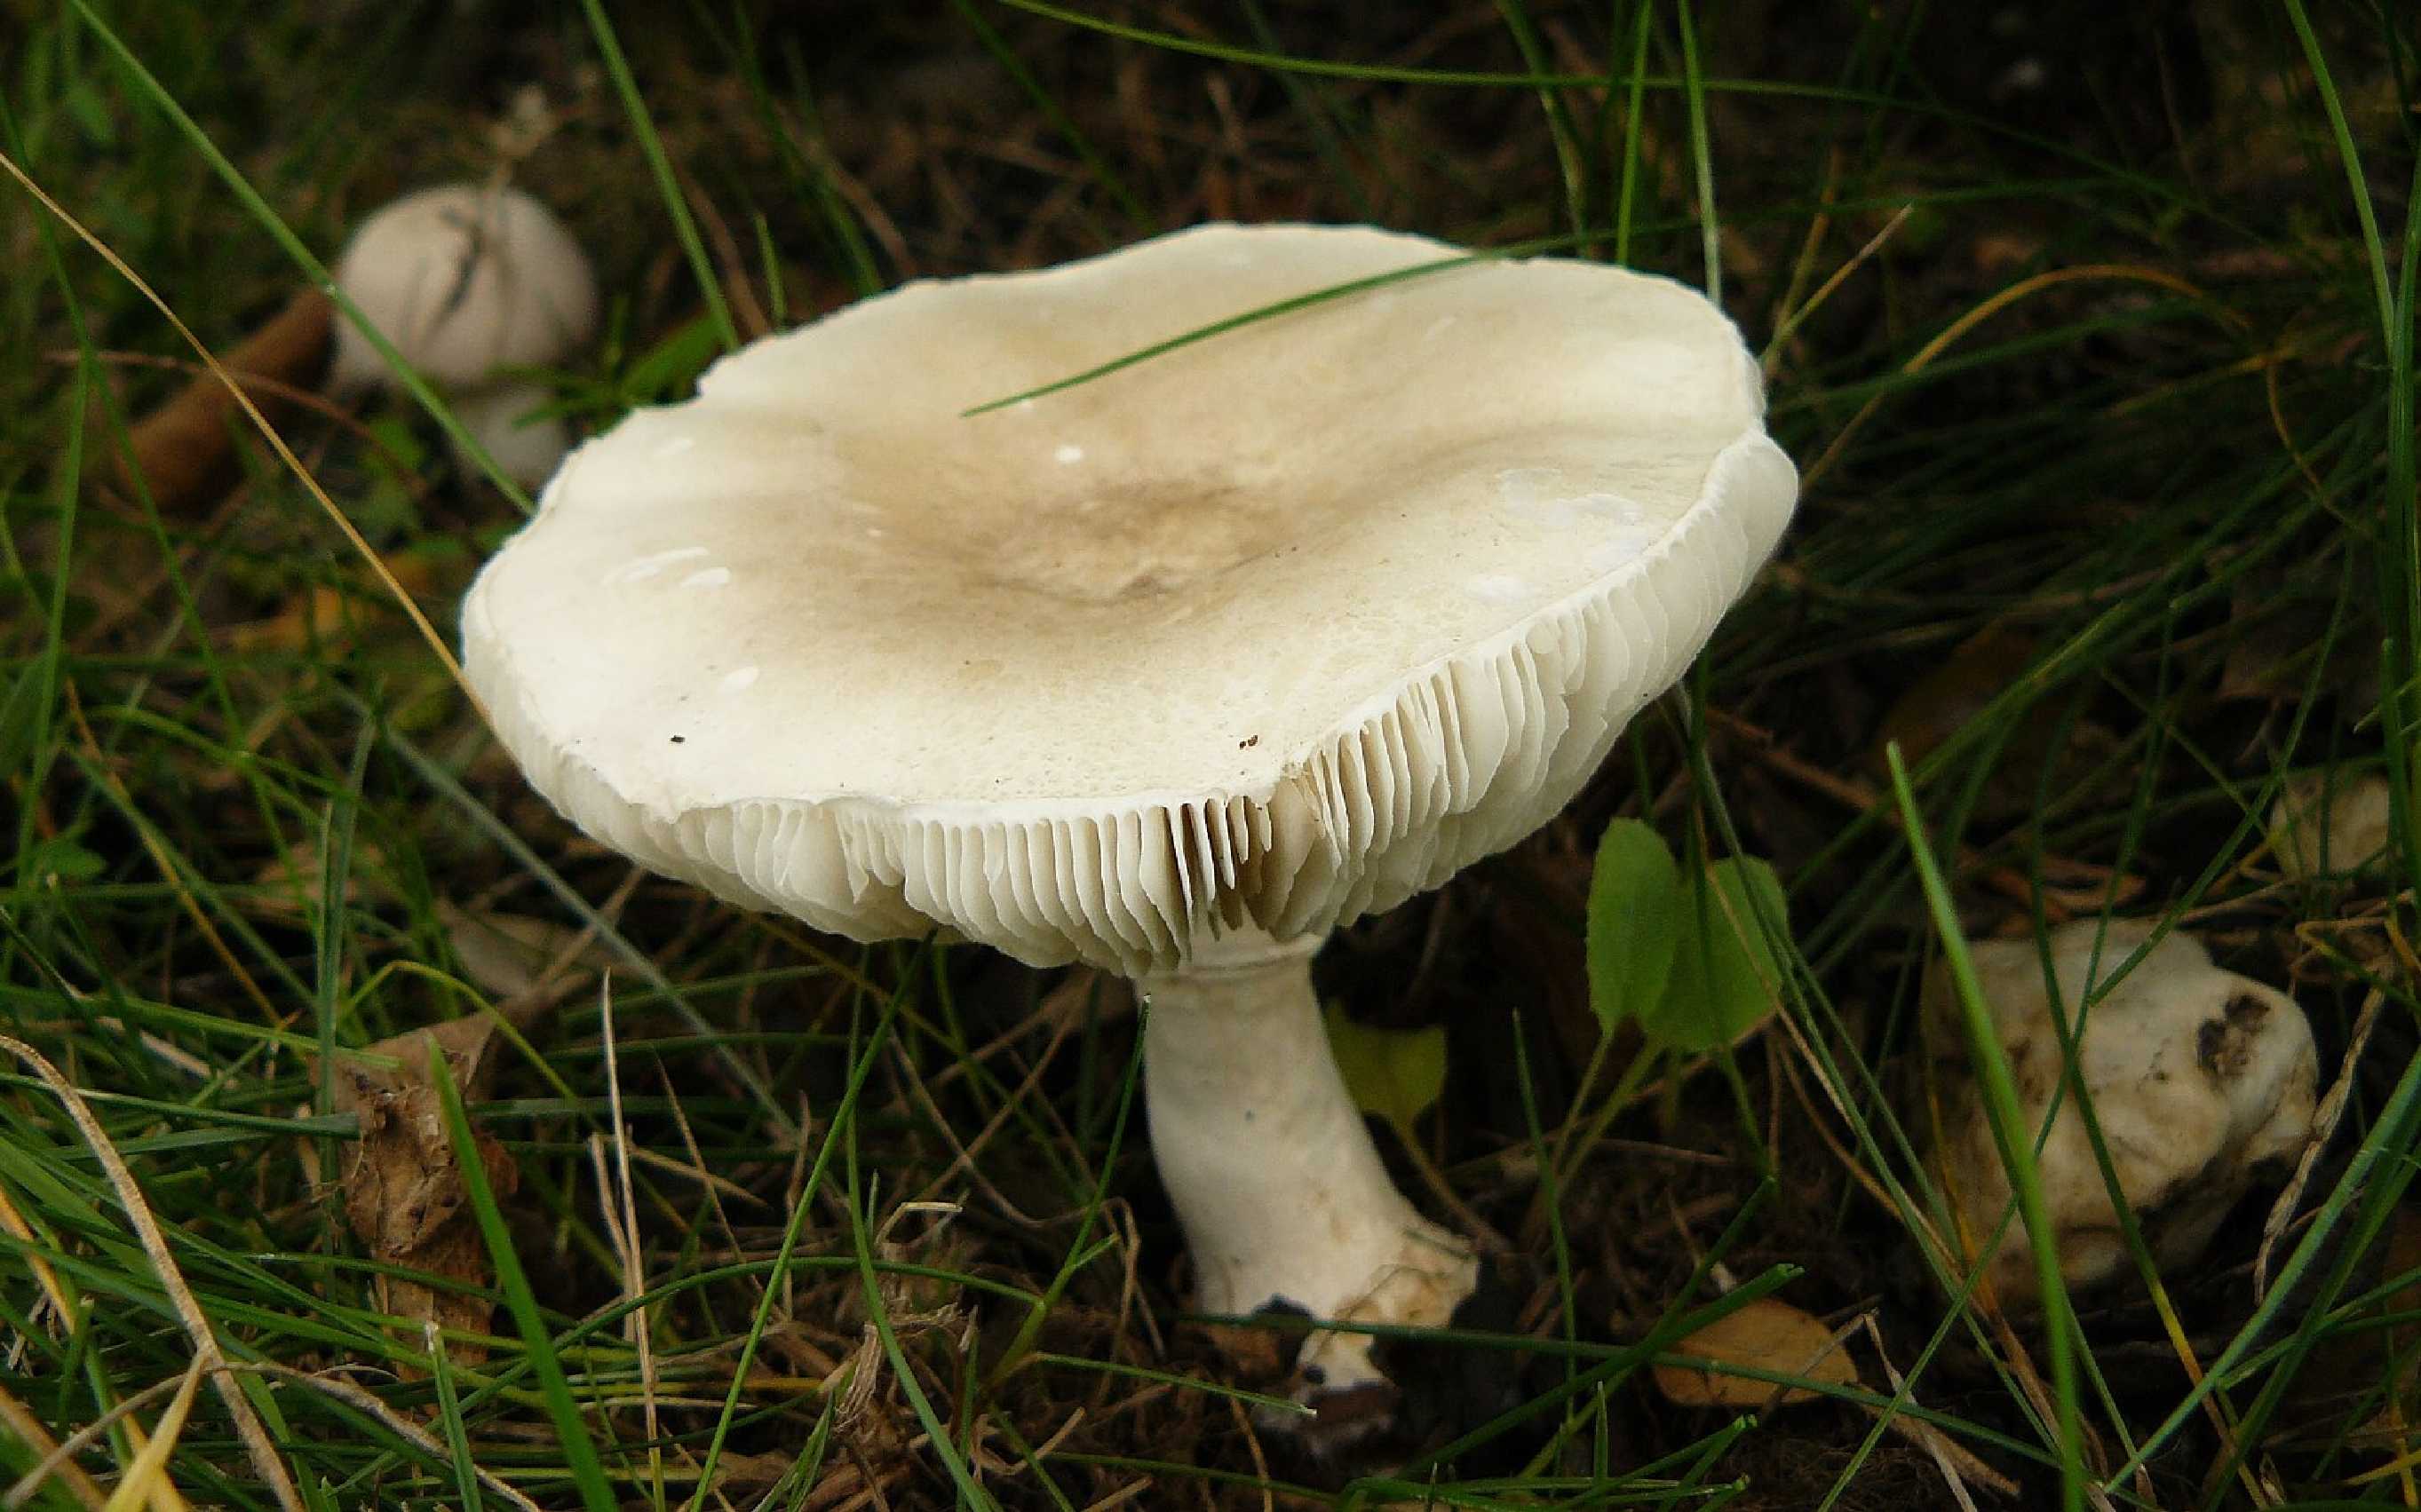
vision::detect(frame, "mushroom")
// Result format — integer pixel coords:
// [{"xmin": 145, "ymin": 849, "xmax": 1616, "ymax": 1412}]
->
[
  {"xmin": 447, "ymin": 381, "xmax": 575, "ymax": 495},
  {"xmin": 330, "ymin": 182, "xmax": 597, "ymax": 486},
  {"xmin": 462, "ymin": 223, "xmax": 1796, "ymax": 1421},
  {"xmin": 1923, "ymin": 918, "xmax": 2317, "ymax": 1305}
]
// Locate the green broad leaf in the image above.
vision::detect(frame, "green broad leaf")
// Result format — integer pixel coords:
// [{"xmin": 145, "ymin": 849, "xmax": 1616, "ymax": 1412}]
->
[
  {"xmin": 1322, "ymin": 1001, "xmax": 1448, "ymax": 1136},
  {"xmin": 1584, "ymin": 818, "xmax": 1683, "ymax": 1042},
  {"xmin": 1647, "ymin": 858, "xmax": 1790, "ymax": 1053}
]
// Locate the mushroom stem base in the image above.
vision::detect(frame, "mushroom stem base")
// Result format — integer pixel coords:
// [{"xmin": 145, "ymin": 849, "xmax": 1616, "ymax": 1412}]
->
[{"xmin": 1140, "ymin": 927, "xmax": 1477, "ymax": 1418}]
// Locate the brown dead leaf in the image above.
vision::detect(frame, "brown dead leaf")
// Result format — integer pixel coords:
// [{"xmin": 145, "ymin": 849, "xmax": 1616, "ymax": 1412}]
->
[
  {"xmin": 438, "ymin": 901, "xmax": 611, "ymax": 1010},
  {"xmin": 1868, "ymin": 621, "xmax": 2119, "ymax": 822},
  {"xmin": 227, "ymin": 550, "xmax": 439, "ymax": 655},
  {"xmin": 227, "ymin": 584, "xmax": 356, "ymax": 655},
  {"xmin": 1869, "ymin": 621, "xmax": 2040, "ymax": 778},
  {"xmin": 2219, "ymin": 569, "xmax": 2380, "ymax": 709},
  {"xmin": 1973, "ymin": 229, "xmax": 2048, "ymax": 277},
  {"xmin": 331, "ymin": 1015, "xmax": 517, "ymax": 1366},
  {"xmin": 1655, "ymin": 1295, "xmax": 1857, "ymax": 1408},
  {"xmin": 246, "ymin": 837, "xmax": 391, "ymax": 919},
  {"xmin": 114, "ymin": 287, "xmax": 330, "ymax": 513},
  {"xmin": 1655, "ymin": 1299, "xmax": 2022, "ymax": 1493}
]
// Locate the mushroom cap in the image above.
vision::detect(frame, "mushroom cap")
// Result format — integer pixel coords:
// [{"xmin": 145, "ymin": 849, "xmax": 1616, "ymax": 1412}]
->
[
  {"xmin": 330, "ymin": 184, "xmax": 598, "ymax": 394},
  {"xmin": 464, "ymin": 223, "xmax": 1797, "ymax": 972}
]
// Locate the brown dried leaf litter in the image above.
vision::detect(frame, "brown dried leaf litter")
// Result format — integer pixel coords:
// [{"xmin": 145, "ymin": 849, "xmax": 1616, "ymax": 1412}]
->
[
  {"xmin": 110, "ymin": 286, "xmax": 331, "ymax": 514},
  {"xmin": 331, "ymin": 1014, "xmax": 520, "ymax": 1366}
]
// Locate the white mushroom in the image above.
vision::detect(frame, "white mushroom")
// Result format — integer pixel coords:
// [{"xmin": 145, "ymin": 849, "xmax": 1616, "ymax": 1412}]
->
[
  {"xmin": 330, "ymin": 183, "xmax": 597, "ymax": 484},
  {"xmin": 1924, "ymin": 919, "xmax": 2318, "ymax": 1305},
  {"xmin": 448, "ymin": 381, "xmax": 575, "ymax": 492},
  {"xmin": 462, "ymin": 224, "xmax": 1796, "ymax": 1425}
]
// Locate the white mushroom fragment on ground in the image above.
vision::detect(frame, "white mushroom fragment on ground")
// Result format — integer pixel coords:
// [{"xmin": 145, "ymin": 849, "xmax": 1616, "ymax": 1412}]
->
[
  {"xmin": 1923, "ymin": 918, "xmax": 2318, "ymax": 1305},
  {"xmin": 2268, "ymin": 770, "xmax": 2396, "ymax": 879},
  {"xmin": 329, "ymin": 182, "xmax": 598, "ymax": 487},
  {"xmin": 461, "ymin": 223, "xmax": 1796, "ymax": 1430}
]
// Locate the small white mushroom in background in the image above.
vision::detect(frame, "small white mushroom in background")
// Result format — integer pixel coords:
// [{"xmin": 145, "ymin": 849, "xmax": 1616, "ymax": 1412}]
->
[
  {"xmin": 447, "ymin": 381, "xmax": 573, "ymax": 495},
  {"xmin": 329, "ymin": 182, "xmax": 597, "ymax": 487},
  {"xmin": 329, "ymin": 183, "xmax": 597, "ymax": 393},
  {"xmin": 462, "ymin": 223, "xmax": 1798, "ymax": 1437},
  {"xmin": 2267, "ymin": 770, "xmax": 2396, "ymax": 879},
  {"xmin": 1923, "ymin": 918, "xmax": 2317, "ymax": 1306}
]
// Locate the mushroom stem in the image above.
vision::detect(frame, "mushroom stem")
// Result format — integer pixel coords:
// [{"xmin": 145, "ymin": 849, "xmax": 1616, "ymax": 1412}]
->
[{"xmin": 1140, "ymin": 925, "xmax": 1477, "ymax": 1405}]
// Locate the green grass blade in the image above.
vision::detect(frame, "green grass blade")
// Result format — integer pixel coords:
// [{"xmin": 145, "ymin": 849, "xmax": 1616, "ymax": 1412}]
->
[
  {"xmin": 1673, "ymin": 0, "xmax": 1721, "ymax": 302},
  {"xmin": 844, "ymin": 1140, "xmax": 1002, "ymax": 1509},
  {"xmin": 950, "ymin": 0, "xmax": 1151, "ymax": 237},
  {"xmin": 1612, "ymin": 3, "xmax": 1654, "ymax": 265},
  {"xmin": 423, "ymin": 1321, "xmax": 491, "ymax": 1512},
  {"xmin": 1882, "ymin": 743, "xmax": 2083, "ymax": 1509},
  {"xmin": 961, "ymin": 238, "xmax": 1587, "ymax": 416},
  {"xmin": 575, "ymin": 0, "xmax": 739, "ymax": 354},
  {"xmin": 429, "ymin": 1039, "xmax": 620, "ymax": 1512},
  {"xmin": 681, "ymin": 966, "xmax": 913, "ymax": 1512},
  {"xmin": 1495, "ymin": 0, "xmax": 1590, "ymax": 238}
]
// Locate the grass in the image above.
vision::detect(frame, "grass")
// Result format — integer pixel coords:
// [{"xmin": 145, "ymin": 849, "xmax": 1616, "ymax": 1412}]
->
[{"xmin": 2, "ymin": 0, "xmax": 2417, "ymax": 1508}]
